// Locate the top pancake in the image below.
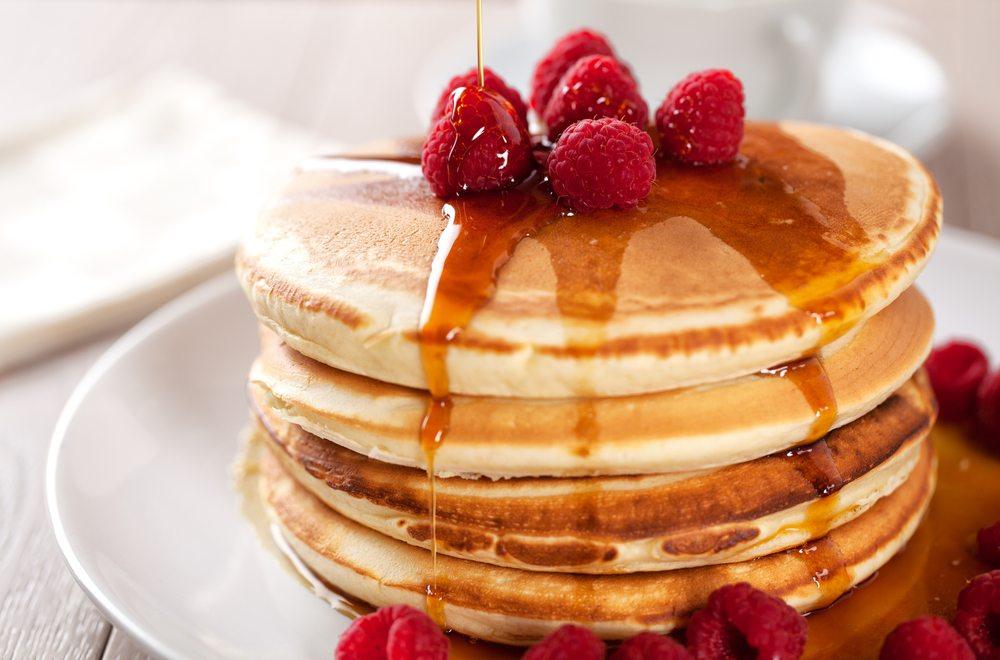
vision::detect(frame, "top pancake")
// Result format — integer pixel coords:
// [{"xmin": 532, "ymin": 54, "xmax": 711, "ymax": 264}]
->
[{"xmin": 237, "ymin": 122, "xmax": 940, "ymax": 397}]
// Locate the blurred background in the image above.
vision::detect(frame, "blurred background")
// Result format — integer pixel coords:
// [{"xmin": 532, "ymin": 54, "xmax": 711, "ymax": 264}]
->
[{"xmin": 1, "ymin": 0, "xmax": 998, "ymax": 371}]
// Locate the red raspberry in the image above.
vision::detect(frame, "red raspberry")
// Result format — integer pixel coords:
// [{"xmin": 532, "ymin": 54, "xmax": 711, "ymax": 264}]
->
[
  {"xmin": 880, "ymin": 616, "xmax": 974, "ymax": 660},
  {"xmin": 612, "ymin": 632, "xmax": 692, "ymax": 659},
  {"xmin": 542, "ymin": 55, "xmax": 648, "ymax": 140},
  {"xmin": 977, "ymin": 370, "xmax": 1000, "ymax": 454},
  {"xmin": 530, "ymin": 28, "xmax": 616, "ymax": 114},
  {"xmin": 547, "ymin": 118, "xmax": 656, "ymax": 212},
  {"xmin": 524, "ymin": 625, "xmax": 606, "ymax": 660},
  {"xmin": 335, "ymin": 604, "xmax": 448, "ymax": 660},
  {"xmin": 430, "ymin": 66, "xmax": 528, "ymax": 126},
  {"xmin": 421, "ymin": 86, "xmax": 533, "ymax": 198},
  {"xmin": 979, "ymin": 521, "xmax": 1000, "ymax": 566},
  {"xmin": 655, "ymin": 69, "xmax": 745, "ymax": 166},
  {"xmin": 925, "ymin": 340, "xmax": 990, "ymax": 423},
  {"xmin": 954, "ymin": 570, "xmax": 1000, "ymax": 659},
  {"xmin": 686, "ymin": 583, "xmax": 807, "ymax": 660}
]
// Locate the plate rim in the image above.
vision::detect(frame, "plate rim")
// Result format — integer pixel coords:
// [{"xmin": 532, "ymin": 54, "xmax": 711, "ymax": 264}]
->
[{"xmin": 43, "ymin": 225, "xmax": 1000, "ymax": 658}]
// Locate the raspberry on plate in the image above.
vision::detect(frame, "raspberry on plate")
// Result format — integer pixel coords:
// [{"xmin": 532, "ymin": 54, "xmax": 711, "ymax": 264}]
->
[
  {"xmin": 879, "ymin": 616, "xmax": 974, "ymax": 660},
  {"xmin": 954, "ymin": 570, "xmax": 1000, "ymax": 659},
  {"xmin": 542, "ymin": 55, "xmax": 648, "ymax": 140},
  {"xmin": 547, "ymin": 117, "xmax": 656, "ymax": 212},
  {"xmin": 430, "ymin": 66, "xmax": 528, "ymax": 126},
  {"xmin": 655, "ymin": 69, "xmax": 745, "ymax": 166},
  {"xmin": 611, "ymin": 632, "xmax": 692, "ymax": 660},
  {"xmin": 925, "ymin": 340, "xmax": 990, "ymax": 423},
  {"xmin": 979, "ymin": 521, "xmax": 1000, "ymax": 566},
  {"xmin": 524, "ymin": 624, "xmax": 606, "ymax": 660},
  {"xmin": 335, "ymin": 604, "xmax": 448, "ymax": 660},
  {"xmin": 421, "ymin": 85, "xmax": 534, "ymax": 198},
  {"xmin": 530, "ymin": 28, "xmax": 616, "ymax": 114},
  {"xmin": 977, "ymin": 369, "xmax": 1000, "ymax": 454},
  {"xmin": 685, "ymin": 582, "xmax": 807, "ymax": 660}
]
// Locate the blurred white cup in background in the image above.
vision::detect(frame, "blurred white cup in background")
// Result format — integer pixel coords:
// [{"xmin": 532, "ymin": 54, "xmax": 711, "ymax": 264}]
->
[{"xmin": 520, "ymin": 0, "xmax": 845, "ymax": 118}]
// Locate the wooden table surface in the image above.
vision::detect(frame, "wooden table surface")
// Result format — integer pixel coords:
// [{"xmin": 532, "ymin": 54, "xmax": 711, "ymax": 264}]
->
[{"xmin": 0, "ymin": 1, "xmax": 997, "ymax": 658}]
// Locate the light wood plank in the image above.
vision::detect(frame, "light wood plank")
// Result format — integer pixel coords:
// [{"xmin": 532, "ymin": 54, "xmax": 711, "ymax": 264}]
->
[{"xmin": 101, "ymin": 629, "xmax": 152, "ymax": 660}]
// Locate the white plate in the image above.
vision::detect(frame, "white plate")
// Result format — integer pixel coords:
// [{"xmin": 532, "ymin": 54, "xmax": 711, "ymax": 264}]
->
[{"xmin": 48, "ymin": 228, "xmax": 1000, "ymax": 659}]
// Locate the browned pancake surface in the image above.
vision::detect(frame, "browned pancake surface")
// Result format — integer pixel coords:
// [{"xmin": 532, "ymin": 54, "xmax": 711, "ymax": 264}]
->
[{"xmin": 251, "ymin": 371, "xmax": 932, "ymax": 571}]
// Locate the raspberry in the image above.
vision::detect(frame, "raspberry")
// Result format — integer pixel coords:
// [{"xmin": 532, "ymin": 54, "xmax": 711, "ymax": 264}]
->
[
  {"xmin": 925, "ymin": 341, "xmax": 990, "ymax": 423},
  {"xmin": 979, "ymin": 522, "xmax": 1000, "ymax": 566},
  {"xmin": 879, "ymin": 616, "xmax": 974, "ymax": 660},
  {"xmin": 335, "ymin": 604, "xmax": 448, "ymax": 660},
  {"xmin": 977, "ymin": 370, "xmax": 1000, "ymax": 454},
  {"xmin": 542, "ymin": 55, "xmax": 648, "ymax": 140},
  {"xmin": 655, "ymin": 69, "xmax": 745, "ymax": 166},
  {"xmin": 612, "ymin": 632, "xmax": 692, "ymax": 659},
  {"xmin": 530, "ymin": 28, "xmax": 616, "ymax": 114},
  {"xmin": 547, "ymin": 118, "xmax": 656, "ymax": 212},
  {"xmin": 421, "ymin": 86, "xmax": 533, "ymax": 198},
  {"xmin": 430, "ymin": 67, "xmax": 528, "ymax": 126},
  {"xmin": 686, "ymin": 583, "xmax": 807, "ymax": 660},
  {"xmin": 524, "ymin": 625, "xmax": 606, "ymax": 660},
  {"xmin": 954, "ymin": 570, "xmax": 1000, "ymax": 659}
]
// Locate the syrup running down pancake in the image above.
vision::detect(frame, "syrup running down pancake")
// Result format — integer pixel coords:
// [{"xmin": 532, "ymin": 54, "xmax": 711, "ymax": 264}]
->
[{"xmin": 237, "ymin": 122, "xmax": 940, "ymax": 398}]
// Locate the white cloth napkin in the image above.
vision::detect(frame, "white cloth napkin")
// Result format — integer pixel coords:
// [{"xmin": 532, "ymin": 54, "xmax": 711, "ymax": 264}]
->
[{"xmin": 0, "ymin": 70, "xmax": 315, "ymax": 371}]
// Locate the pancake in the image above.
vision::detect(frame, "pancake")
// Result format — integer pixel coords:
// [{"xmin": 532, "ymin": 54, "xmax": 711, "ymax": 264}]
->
[
  {"xmin": 250, "ymin": 289, "xmax": 933, "ymax": 477},
  {"xmin": 251, "ymin": 371, "xmax": 932, "ymax": 573},
  {"xmin": 237, "ymin": 121, "xmax": 940, "ymax": 398},
  {"xmin": 248, "ymin": 434, "xmax": 935, "ymax": 645}
]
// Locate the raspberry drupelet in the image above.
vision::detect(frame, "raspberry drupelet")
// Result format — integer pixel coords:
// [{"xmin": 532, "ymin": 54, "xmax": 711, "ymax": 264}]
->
[
  {"xmin": 656, "ymin": 69, "xmax": 745, "ymax": 166},
  {"xmin": 546, "ymin": 117, "xmax": 656, "ymax": 212},
  {"xmin": 611, "ymin": 632, "xmax": 692, "ymax": 660},
  {"xmin": 954, "ymin": 570, "xmax": 1000, "ymax": 658},
  {"xmin": 977, "ymin": 369, "xmax": 1000, "ymax": 454},
  {"xmin": 334, "ymin": 604, "xmax": 448, "ymax": 660},
  {"xmin": 542, "ymin": 54, "xmax": 648, "ymax": 141},
  {"xmin": 523, "ymin": 625, "xmax": 607, "ymax": 660},
  {"xmin": 685, "ymin": 583, "xmax": 807, "ymax": 660},
  {"xmin": 879, "ymin": 616, "xmax": 974, "ymax": 660},
  {"xmin": 430, "ymin": 66, "xmax": 529, "ymax": 126},
  {"xmin": 529, "ymin": 28, "xmax": 616, "ymax": 114},
  {"xmin": 422, "ymin": 85, "xmax": 534, "ymax": 198},
  {"xmin": 925, "ymin": 340, "xmax": 990, "ymax": 423}
]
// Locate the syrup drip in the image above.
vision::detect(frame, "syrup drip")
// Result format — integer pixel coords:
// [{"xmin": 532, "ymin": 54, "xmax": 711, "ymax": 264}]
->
[
  {"xmin": 762, "ymin": 357, "xmax": 839, "ymax": 441},
  {"xmin": 417, "ymin": 185, "xmax": 557, "ymax": 622},
  {"xmin": 803, "ymin": 425, "xmax": 1000, "ymax": 658},
  {"xmin": 783, "ymin": 439, "xmax": 852, "ymax": 605},
  {"xmin": 536, "ymin": 215, "xmax": 657, "ymax": 454}
]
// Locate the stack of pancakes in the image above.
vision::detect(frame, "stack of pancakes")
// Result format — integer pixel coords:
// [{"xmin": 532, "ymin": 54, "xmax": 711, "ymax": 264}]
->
[{"xmin": 236, "ymin": 121, "xmax": 941, "ymax": 645}]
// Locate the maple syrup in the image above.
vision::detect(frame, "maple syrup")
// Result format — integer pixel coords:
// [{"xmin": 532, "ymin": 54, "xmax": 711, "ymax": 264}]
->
[
  {"xmin": 417, "ymin": 0, "xmax": 545, "ymax": 625},
  {"xmin": 412, "ymin": 118, "xmax": 879, "ymax": 625}
]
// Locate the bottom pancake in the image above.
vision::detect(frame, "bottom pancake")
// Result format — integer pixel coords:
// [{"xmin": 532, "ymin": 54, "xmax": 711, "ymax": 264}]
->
[{"xmin": 245, "ymin": 434, "xmax": 935, "ymax": 646}]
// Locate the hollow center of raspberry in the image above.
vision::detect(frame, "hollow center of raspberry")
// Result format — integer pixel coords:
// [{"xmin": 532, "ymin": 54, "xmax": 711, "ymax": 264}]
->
[
  {"xmin": 987, "ymin": 612, "xmax": 1000, "ymax": 647},
  {"xmin": 722, "ymin": 625, "xmax": 755, "ymax": 659}
]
